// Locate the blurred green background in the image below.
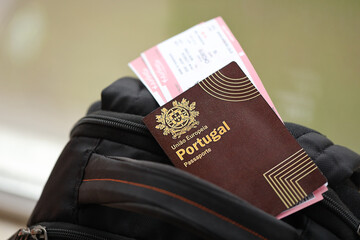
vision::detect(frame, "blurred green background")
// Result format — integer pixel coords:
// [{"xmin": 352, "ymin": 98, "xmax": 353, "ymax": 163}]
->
[
  {"xmin": 0, "ymin": 0, "xmax": 359, "ymax": 235},
  {"xmin": 1, "ymin": 0, "xmax": 359, "ymax": 150}
]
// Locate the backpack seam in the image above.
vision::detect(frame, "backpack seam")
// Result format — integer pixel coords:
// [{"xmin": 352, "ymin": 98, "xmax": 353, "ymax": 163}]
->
[{"xmin": 73, "ymin": 138, "xmax": 102, "ymax": 224}]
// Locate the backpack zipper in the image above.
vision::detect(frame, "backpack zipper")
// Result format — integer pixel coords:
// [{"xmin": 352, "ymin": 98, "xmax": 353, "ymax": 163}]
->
[
  {"xmin": 321, "ymin": 193, "xmax": 360, "ymax": 236},
  {"xmin": 16, "ymin": 225, "xmax": 48, "ymax": 240},
  {"xmin": 47, "ymin": 228, "xmax": 110, "ymax": 240},
  {"xmin": 16, "ymin": 225, "xmax": 119, "ymax": 240},
  {"xmin": 71, "ymin": 111, "xmax": 149, "ymax": 136}
]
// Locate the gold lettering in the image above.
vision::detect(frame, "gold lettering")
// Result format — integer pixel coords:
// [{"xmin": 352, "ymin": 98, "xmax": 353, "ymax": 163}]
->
[
  {"xmin": 192, "ymin": 141, "xmax": 199, "ymax": 151},
  {"xmin": 196, "ymin": 138, "xmax": 205, "ymax": 147},
  {"xmin": 174, "ymin": 121, "xmax": 230, "ymax": 162},
  {"xmin": 202, "ymin": 135, "xmax": 212, "ymax": 144},
  {"xmin": 186, "ymin": 146, "xmax": 195, "ymax": 155},
  {"xmin": 176, "ymin": 149, "xmax": 186, "ymax": 160},
  {"xmin": 210, "ymin": 129, "xmax": 221, "ymax": 142},
  {"xmin": 223, "ymin": 121, "xmax": 230, "ymax": 130},
  {"xmin": 217, "ymin": 126, "xmax": 227, "ymax": 135}
]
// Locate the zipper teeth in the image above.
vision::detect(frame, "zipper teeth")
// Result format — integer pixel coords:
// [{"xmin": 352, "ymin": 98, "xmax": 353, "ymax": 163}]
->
[
  {"xmin": 74, "ymin": 115, "xmax": 149, "ymax": 136},
  {"xmin": 322, "ymin": 194, "xmax": 360, "ymax": 232},
  {"xmin": 48, "ymin": 228, "xmax": 110, "ymax": 240}
]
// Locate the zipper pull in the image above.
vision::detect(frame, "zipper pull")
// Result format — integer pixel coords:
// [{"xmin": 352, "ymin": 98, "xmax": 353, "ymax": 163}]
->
[
  {"xmin": 16, "ymin": 227, "xmax": 31, "ymax": 240},
  {"xmin": 30, "ymin": 225, "xmax": 47, "ymax": 240},
  {"xmin": 16, "ymin": 225, "xmax": 47, "ymax": 240}
]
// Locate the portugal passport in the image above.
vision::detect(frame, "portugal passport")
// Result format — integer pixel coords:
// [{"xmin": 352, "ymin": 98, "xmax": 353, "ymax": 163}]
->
[{"xmin": 143, "ymin": 62, "xmax": 327, "ymax": 216}]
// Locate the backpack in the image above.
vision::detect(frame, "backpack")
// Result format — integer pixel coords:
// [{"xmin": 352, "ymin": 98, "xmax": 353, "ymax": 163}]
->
[{"xmin": 10, "ymin": 77, "xmax": 360, "ymax": 240}]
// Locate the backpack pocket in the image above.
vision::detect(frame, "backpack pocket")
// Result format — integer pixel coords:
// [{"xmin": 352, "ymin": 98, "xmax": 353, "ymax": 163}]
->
[{"xmin": 77, "ymin": 153, "xmax": 300, "ymax": 240}]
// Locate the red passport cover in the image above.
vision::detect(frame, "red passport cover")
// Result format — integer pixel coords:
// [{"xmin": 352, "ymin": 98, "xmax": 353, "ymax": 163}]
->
[{"xmin": 143, "ymin": 62, "xmax": 327, "ymax": 216}]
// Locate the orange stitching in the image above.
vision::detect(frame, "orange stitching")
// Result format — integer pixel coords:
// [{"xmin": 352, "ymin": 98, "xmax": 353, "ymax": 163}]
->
[{"xmin": 83, "ymin": 178, "xmax": 267, "ymax": 240}]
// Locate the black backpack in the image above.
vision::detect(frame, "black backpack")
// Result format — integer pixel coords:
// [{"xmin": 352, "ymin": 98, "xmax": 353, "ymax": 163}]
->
[{"xmin": 10, "ymin": 77, "xmax": 360, "ymax": 240}]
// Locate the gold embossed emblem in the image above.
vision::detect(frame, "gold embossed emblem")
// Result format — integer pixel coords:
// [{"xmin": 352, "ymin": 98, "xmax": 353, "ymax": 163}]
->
[{"xmin": 155, "ymin": 98, "xmax": 199, "ymax": 139}]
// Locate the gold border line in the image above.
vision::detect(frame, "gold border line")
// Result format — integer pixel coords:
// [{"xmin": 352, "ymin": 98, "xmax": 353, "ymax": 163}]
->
[
  {"xmin": 204, "ymin": 78, "xmax": 258, "ymax": 96},
  {"xmin": 274, "ymin": 154, "xmax": 309, "ymax": 201},
  {"xmin": 208, "ymin": 75, "xmax": 254, "ymax": 91},
  {"xmin": 295, "ymin": 167, "xmax": 318, "ymax": 196},
  {"xmin": 279, "ymin": 157, "xmax": 312, "ymax": 200},
  {"xmin": 263, "ymin": 149, "xmax": 303, "ymax": 208},
  {"xmin": 217, "ymin": 70, "xmax": 248, "ymax": 81},
  {"xmin": 263, "ymin": 174, "xmax": 290, "ymax": 208},
  {"xmin": 283, "ymin": 157, "xmax": 314, "ymax": 198},
  {"xmin": 201, "ymin": 80, "xmax": 259, "ymax": 100},
  {"xmin": 214, "ymin": 73, "xmax": 249, "ymax": 85},
  {"xmin": 212, "ymin": 73, "xmax": 253, "ymax": 87},
  {"xmin": 198, "ymin": 82, "xmax": 261, "ymax": 102},
  {"xmin": 263, "ymin": 148, "xmax": 321, "ymax": 208},
  {"xmin": 263, "ymin": 152, "xmax": 305, "ymax": 208},
  {"xmin": 292, "ymin": 165, "xmax": 318, "ymax": 196},
  {"xmin": 268, "ymin": 151, "xmax": 308, "ymax": 204}
]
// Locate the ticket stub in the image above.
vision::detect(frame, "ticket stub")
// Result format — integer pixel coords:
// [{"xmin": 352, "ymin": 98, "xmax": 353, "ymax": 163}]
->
[
  {"xmin": 138, "ymin": 17, "xmax": 280, "ymax": 118},
  {"xmin": 129, "ymin": 57, "xmax": 167, "ymax": 105},
  {"xmin": 141, "ymin": 18, "xmax": 252, "ymax": 99}
]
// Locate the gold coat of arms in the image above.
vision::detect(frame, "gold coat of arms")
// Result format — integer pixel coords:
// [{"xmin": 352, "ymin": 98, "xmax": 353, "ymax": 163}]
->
[{"xmin": 155, "ymin": 98, "xmax": 199, "ymax": 139}]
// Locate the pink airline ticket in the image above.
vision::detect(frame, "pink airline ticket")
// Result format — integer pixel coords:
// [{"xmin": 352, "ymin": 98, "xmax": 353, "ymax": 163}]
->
[
  {"xmin": 129, "ymin": 57, "xmax": 167, "ymax": 105},
  {"xmin": 140, "ymin": 17, "xmax": 281, "ymax": 119}
]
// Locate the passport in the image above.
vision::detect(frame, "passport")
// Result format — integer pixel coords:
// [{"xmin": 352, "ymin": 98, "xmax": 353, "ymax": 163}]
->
[{"xmin": 143, "ymin": 62, "xmax": 327, "ymax": 217}]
